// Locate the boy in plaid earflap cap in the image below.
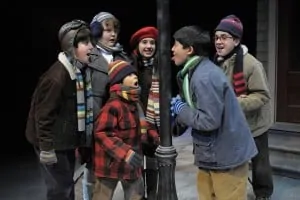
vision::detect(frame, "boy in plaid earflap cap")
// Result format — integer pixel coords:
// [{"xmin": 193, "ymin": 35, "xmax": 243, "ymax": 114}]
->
[{"xmin": 92, "ymin": 60, "xmax": 159, "ymax": 200}]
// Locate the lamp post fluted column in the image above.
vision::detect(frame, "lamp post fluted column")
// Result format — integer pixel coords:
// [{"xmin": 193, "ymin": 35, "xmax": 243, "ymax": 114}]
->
[{"xmin": 155, "ymin": 0, "xmax": 178, "ymax": 199}]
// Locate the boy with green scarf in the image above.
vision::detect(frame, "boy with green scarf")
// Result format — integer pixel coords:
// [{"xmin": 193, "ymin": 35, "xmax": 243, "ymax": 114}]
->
[{"xmin": 170, "ymin": 25, "xmax": 257, "ymax": 200}]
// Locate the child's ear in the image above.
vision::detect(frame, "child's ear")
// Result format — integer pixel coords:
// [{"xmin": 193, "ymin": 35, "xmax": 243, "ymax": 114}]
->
[{"xmin": 187, "ymin": 46, "xmax": 194, "ymax": 56}]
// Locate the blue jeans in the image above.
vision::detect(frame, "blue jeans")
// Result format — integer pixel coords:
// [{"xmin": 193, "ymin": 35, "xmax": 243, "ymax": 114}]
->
[{"xmin": 82, "ymin": 161, "xmax": 95, "ymax": 200}]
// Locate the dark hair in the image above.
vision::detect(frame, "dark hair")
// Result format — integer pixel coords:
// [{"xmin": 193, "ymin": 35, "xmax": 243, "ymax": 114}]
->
[
  {"xmin": 73, "ymin": 28, "xmax": 92, "ymax": 48},
  {"xmin": 173, "ymin": 25, "xmax": 211, "ymax": 57}
]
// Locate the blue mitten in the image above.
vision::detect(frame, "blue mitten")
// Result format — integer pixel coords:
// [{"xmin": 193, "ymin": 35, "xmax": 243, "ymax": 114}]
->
[
  {"xmin": 170, "ymin": 106, "xmax": 175, "ymax": 117},
  {"xmin": 173, "ymin": 100, "xmax": 186, "ymax": 115},
  {"xmin": 171, "ymin": 94, "xmax": 182, "ymax": 104},
  {"xmin": 170, "ymin": 94, "xmax": 182, "ymax": 116}
]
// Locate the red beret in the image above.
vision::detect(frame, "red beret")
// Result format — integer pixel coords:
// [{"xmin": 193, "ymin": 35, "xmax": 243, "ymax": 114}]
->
[{"xmin": 130, "ymin": 26, "xmax": 158, "ymax": 48}]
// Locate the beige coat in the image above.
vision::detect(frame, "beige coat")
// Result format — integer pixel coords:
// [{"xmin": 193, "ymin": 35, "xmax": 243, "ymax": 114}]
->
[{"xmin": 220, "ymin": 45, "xmax": 273, "ymax": 137}]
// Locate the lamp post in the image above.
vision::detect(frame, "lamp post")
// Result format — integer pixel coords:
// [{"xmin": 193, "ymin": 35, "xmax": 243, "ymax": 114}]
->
[{"xmin": 155, "ymin": 0, "xmax": 178, "ymax": 199}]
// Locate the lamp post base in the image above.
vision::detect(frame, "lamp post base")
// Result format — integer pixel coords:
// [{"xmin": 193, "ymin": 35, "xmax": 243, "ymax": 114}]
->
[{"xmin": 155, "ymin": 145, "xmax": 178, "ymax": 200}]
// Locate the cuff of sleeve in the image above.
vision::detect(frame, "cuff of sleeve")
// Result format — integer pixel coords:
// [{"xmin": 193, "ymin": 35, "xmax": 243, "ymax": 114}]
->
[
  {"xmin": 125, "ymin": 149, "xmax": 134, "ymax": 162},
  {"xmin": 119, "ymin": 145, "xmax": 132, "ymax": 161},
  {"xmin": 39, "ymin": 141, "xmax": 54, "ymax": 151}
]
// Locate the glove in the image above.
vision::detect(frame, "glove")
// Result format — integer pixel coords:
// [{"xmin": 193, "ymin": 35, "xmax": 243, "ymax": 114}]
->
[
  {"xmin": 125, "ymin": 149, "xmax": 143, "ymax": 168},
  {"xmin": 76, "ymin": 147, "xmax": 92, "ymax": 164},
  {"xmin": 173, "ymin": 100, "xmax": 186, "ymax": 115},
  {"xmin": 154, "ymin": 136, "xmax": 160, "ymax": 146},
  {"xmin": 142, "ymin": 141, "xmax": 158, "ymax": 157},
  {"xmin": 40, "ymin": 149, "xmax": 57, "ymax": 165},
  {"xmin": 172, "ymin": 123, "xmax": 188, "ymax": 137}
]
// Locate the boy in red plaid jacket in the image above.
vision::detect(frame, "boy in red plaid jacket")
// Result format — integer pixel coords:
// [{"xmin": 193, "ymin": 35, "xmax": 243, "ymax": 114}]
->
[{"xmin": 92, "ymin": 60, "xmax": 160, "ymax": 200}]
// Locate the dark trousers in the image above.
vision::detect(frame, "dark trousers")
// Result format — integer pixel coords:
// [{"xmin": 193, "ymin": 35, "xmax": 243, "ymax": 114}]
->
[
  {"xmin": 252, "ymin": 131, "xmax": 274, "ymax": 198},
  {"xmin": 143, "ymin": 156, "xmax": 158, "ymax": 200},
  {"xmin": 143, "ymin": 169, "xmax": 158, "ymax": 200},
  {"xmin": 35, "ymin": 147, "xmax": 76, "ymax": 200}
]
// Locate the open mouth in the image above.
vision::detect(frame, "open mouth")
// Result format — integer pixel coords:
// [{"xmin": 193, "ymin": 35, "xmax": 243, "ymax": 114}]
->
[
  {"xmin": 133, "ymin": 80, "xmax": 138, "ymax": 87},
  {"xmin": 144, "ymin": 49, "xmax": 153, "ymax": 54},
  {"xmin": 172, "ymin": 54, "xmax": 176, "ymax": 60}
]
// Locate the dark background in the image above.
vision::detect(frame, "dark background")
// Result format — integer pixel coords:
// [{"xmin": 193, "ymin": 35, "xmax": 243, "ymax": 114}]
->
[{"xmin": 15, "ymin": 1, "xmax": 256, "ymax": 157}]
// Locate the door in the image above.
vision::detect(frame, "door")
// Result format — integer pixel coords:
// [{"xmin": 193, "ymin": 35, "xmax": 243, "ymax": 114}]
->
[{"xmin": 277, "ymin": 0, "xmax": 300, "ymax": 123}]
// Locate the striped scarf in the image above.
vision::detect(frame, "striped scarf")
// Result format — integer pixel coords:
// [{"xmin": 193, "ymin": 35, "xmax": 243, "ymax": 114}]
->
[
  {"xmin": 84, "ymin": 68, "xmax": 93, "ymax": 146},
  {"xmin": 75, "ymin": 67, "xmax": 93, "ymax": 146},
  {"xmin": 146, "ymin": 74, "xmax": 160, "ymax": 128},
  {"xmin": 75, "ymin": 68, "xmax": 85, "ymax": 133},
  {"xmin": 110, "ymin": 84, "xmax": 147, "ymax": 135},
  {"xmin": 232, "ymin": 46, "xmax": 247, "ymax": 96},
  {"xmin": 214, "ymin": 45, "xmax": 247, "ymax": 96},
  {"xmin": 142, "ymin": 57, "xmax": 154, "ymax": 67}
]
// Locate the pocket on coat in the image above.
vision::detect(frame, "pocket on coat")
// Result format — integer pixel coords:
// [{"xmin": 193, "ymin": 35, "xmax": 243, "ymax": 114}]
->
[{"xmin": 193, "ymin": 132, "xmax": 216, "ymax": 164}]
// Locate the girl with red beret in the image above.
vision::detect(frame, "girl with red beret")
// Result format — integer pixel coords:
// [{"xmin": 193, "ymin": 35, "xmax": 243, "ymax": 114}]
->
[{"xmin": 130, "ymin": 26, "xmax": 159, "ymax": 200}]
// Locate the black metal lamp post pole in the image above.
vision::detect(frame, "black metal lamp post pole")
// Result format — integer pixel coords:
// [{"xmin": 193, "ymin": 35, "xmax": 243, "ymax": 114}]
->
[{"xmin": 155, "ymin": 0, "xmax": 178, "ymax": 199}]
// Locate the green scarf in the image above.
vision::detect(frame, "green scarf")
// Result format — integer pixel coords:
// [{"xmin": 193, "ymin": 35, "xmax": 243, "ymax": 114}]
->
[{"xmin": 177, "ymin": 56, "xmax": 202, "ymax": 109}]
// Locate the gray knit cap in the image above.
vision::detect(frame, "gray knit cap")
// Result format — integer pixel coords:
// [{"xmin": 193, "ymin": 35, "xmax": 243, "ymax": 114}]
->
[{"xmin": 90, "ymin": 12, "xmax": 115, "ymax": 25}]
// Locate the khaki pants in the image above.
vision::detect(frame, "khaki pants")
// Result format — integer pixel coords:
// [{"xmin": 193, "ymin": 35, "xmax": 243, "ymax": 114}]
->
[
  {"xmin": 92, "ymin": 177, "xmax": 144, "ymax": 200},
  {"xmin": 197, "ymin": 163, "xmax": 248, "ymax": 200}
]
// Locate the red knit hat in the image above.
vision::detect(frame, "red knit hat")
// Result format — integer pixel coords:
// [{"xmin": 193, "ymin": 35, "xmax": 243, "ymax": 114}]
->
[
  {"xmin": 215, "ymin": 15, "xmax": 243, "ymax": 38},
  {"xmin": 130, "ymin": 26, "xmax": 158, "ymax": 48}
]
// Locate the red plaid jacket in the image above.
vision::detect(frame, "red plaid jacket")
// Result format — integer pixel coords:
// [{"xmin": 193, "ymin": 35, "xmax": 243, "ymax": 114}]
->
[{"xmin": 94, "ymin": 97, "xmax": 159, "ymax": 180}]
